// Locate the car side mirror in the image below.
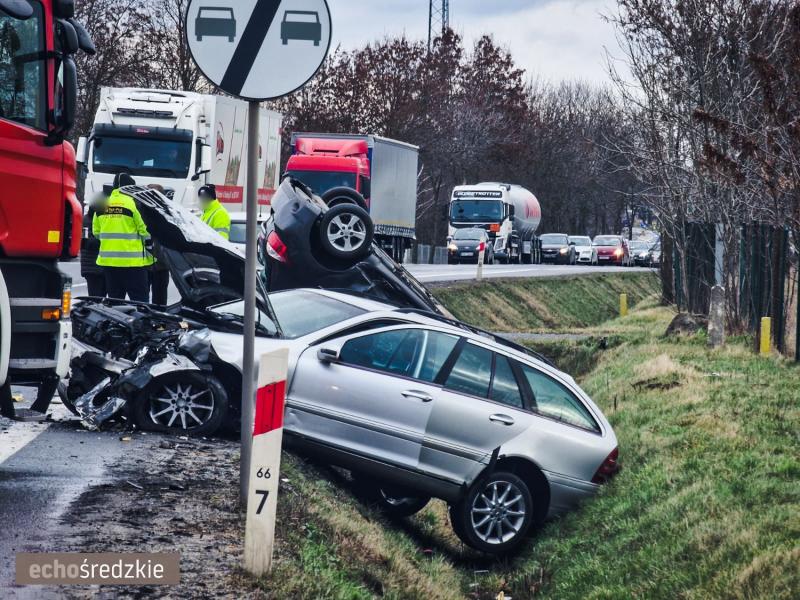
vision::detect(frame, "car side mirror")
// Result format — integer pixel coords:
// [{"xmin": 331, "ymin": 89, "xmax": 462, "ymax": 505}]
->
[
  {"xmin": 317, "ymin": 347, "xmax": 339, "ymax": 363},
  {"xmin": 192, "ymin": 144, "xmax": 212, "ymax": 181}
]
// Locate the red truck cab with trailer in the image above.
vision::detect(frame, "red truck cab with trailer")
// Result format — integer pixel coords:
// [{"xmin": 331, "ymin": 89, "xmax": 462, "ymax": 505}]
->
[{"xmin": 0, "ymin": 0, "xmax": 93, "ymax": 419}]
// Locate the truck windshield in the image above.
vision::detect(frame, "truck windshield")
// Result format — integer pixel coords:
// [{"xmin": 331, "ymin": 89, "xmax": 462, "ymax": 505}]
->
[
  {"xmin": 93, "ymin": 136, "xmax": 193, "ymax": 178},
  {"xmin": 0, "ymin": 2, "xmax": 46, "ymax": 130},
  {"xmin": 286, "ymin": 170, "xmax": 357, "ymax": 195},
  {"xmin": 450, "ymin": 200, "xmax": 503, "ymax": 223}
]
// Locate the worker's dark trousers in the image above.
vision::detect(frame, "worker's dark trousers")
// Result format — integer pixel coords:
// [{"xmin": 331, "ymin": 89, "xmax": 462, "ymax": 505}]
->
[
  {"xmin": 104, "ymin": 267, "xmax": 150, "ymax": 303},
  {"xmin": 84, "ymin": 273, "xmax": 106, "ymax": 297},
  {"xmin": 150, "ymin": 268, "xmax": 170, "ymax": 305}
]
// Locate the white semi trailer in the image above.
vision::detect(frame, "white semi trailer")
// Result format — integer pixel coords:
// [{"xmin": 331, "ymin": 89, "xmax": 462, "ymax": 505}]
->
[
  {"xmin": 448, "ymin": 182, "xmax": 543, "ymax": 264},
  {"xmin": 78, "ymin": 88, "xmax": 282, "ymax": 212}
]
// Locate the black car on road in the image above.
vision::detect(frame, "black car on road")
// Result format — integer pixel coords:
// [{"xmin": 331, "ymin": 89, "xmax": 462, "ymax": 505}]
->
[{"xmin": 540, "ymin": 233, "xmax": 576, "ymax": 264}]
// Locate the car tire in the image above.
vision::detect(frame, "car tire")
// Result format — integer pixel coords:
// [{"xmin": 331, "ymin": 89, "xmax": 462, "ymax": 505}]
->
[
  {"xmin": 450, "ymin": 471, "xmax": 534, "ymax": 555},
  {"xmin": 352, "ymin": 476, "xmax": 430, "ymax": 519},
  {"xmin": 282, "ymin": 38, "xmax": 287, "ymax": 45},
  {"xmin": 196, "ymin": 35, "xmax": 202, "ymax": 42},
  {"xmin": 318, "ymin": 203, "xmax": 374, "ymax": 261},
  {"xmin": 228, "ymin": 36, "xmax": 234, "ymax": 42},
  {"xmin": 132, "ymin": 372, "xmax": 228, "ymax": 437}
]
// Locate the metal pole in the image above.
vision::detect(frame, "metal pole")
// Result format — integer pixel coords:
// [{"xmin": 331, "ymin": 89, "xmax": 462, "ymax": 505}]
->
[{"xmin": 240, "ymin": 100, "xmax": 261, "ymax": 507}]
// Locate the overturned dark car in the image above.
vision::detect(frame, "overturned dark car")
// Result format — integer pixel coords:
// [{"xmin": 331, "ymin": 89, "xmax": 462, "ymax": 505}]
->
[{"xmin": 62, "ymin": 179, "xmax": 447, "ymax": 435}]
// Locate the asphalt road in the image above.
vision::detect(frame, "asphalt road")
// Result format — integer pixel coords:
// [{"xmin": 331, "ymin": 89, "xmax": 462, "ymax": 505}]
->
[
  {"xmin": 60, "ymin": 259, "xmax": 653, "ymax": 301},
  {"xmin": 0, "ymin": 398, "xmax": 151, "ymax": 594}
]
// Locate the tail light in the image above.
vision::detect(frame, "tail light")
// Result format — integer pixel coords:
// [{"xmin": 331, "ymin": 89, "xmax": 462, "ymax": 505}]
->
[
  {"xmin": 265, "ymin": 231, "xmax": 289, "ymax": 264},
  {"xmin": 592, "ymin": 447, "xmax": 619, "ymax": 484}
]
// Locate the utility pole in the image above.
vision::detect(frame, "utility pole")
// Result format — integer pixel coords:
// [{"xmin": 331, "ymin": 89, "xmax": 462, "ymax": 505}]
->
[{"xmin": 428, "ymin": 0, "xmax": 450, "ymax": 51}]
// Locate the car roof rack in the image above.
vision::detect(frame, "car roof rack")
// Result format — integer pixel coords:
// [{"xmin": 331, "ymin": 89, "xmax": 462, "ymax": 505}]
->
[{"xmin": 393, "ymin": 308, "xmax": 556, "ymax": 368}]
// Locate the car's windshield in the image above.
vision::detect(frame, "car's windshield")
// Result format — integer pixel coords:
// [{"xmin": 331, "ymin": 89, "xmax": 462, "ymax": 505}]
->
[
  {"xmin": 450, "ymin": 200, "xmax": 503, "ymax": 223},
  {"xmin": 453, "ymin": 228, "xmax": 484, "ymax": 241},
  {"xmin": 569, "ymin": 236, "xmax": 592, "ymax": 246},
  {"xmin": 212, "ymin": 289, "xmax": 366, "ymax": 339},
  {"xmin": 541, "ymin": 234, "xmax": 568, "ymax": 245},
  {"xmin": 629, "ymin": 241, "xmax": 649, "ymax": 251},
  {"xmin": 199, "ymin": 8, "xmax": 233, "ymax": 18},
  {"xmin": 286, "ymin": 170, "xmax": 356, "ymax": 196},
  {"xmin": 0, "ymin": 3, "xmax": 46, "ymax": 130},
  {"xmin": 594, "ymin": 236, "xmax": 621, "ymax": 247},
  {"xmin": 93, "ymin": 135, "xmax": 192, "ymax": 178}
]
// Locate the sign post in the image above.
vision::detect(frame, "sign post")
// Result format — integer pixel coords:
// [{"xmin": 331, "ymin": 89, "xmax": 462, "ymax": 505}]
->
[{"xmin": 185, "ymin": 0, "xmax": 332, "ymax": 575}]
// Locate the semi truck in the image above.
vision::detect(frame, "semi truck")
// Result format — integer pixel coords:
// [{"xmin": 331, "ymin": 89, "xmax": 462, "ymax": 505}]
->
[
  {"xmin": 78, "ymin": 88, "xmax": 282, "ymax": 211},
  {"xmin": 285, "ymin": 133, "xmax": 419, "ymax": 262},
  {"xmin": 0, "ymin": 0, "xmax": 94, "ymax": 419},
  {"xmin": 448, "ymin": 183, "xmax": 542, "ymax": 264}
]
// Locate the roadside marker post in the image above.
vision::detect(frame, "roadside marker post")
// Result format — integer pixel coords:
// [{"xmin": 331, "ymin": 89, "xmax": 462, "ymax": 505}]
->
[
  {"xmin": 760, "ymin": 317, "xmax": 771, "ymax": 356},
  {"xmin": 184, "ymin": 0, "xmax": 332, "ymax": 512},
  {"xmin": 244, "ymin": 349, "xmax": 289, "ymax": 575},
  {"xmin": 476, "ymin": 240, "xmax": 485, "ymax": 281},
  {"xmin": 620, "ymin": 293, "xmax": 628, "ymax": 317}
]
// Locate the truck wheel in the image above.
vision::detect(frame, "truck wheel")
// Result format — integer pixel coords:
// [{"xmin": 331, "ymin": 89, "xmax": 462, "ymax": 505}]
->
[{"xmin": 319, "ymin": 203, "xmax": 374, "ymax": 260}]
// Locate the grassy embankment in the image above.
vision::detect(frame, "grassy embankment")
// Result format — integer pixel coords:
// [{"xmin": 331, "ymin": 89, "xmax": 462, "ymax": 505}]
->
[{"xmin": 253, "ymin": 274, "xmax": 799, "ymax": 599}]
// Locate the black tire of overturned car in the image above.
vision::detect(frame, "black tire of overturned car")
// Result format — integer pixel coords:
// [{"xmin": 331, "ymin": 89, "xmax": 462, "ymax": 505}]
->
[
  {"xmin": 131, "ymin": 371, "xmax": 229, "ymax": 437},
  {"xmin": 318, "ymin": 203, "xmax": 374, "ymax": 261},
  {"xmin": 449, "ymin": 470, "xmax": 534, "ymax": 555}
]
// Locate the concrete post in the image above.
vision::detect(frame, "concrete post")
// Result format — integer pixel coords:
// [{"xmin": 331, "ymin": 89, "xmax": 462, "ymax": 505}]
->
[
  {"xmin": 708, "ymin": 284, "xmax": 725, "ymax": 348},
  {"xmin": 476, "ymin": 240, "xmax": 485, "ymax": 281}
]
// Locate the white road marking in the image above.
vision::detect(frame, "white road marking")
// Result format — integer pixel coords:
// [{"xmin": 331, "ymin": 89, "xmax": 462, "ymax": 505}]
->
[{"xmin": 0, "ymin": 421, "xmax": 51, "ymax": 465}]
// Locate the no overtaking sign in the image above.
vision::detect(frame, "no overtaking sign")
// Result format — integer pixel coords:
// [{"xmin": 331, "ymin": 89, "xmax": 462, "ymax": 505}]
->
[{"xmin": 186, "ymin": 0, "xmax": 332, "ymax": 101}]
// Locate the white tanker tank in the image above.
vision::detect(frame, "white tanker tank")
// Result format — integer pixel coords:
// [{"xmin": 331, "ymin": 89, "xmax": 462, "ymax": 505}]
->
[{"xmin": 448, "ymin": 182, "xmax": 542, "ymax": 264}]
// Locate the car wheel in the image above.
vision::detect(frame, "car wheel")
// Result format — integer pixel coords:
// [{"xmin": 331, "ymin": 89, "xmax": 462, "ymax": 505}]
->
[
  {"xmin": 133, "ymin": 372, "xmax": 228, "ymax": 437},
  {"xmin": 450, "ymin": 471, "xmax": 534, "ymax": 554},
  {"xmin": 228, "ymin": 36, "xmax": 234, "ymax": 42},
  {"xmin": 318, "ymin": 203, "xmax": 374, "ymax": 260},
  {"xmin": 196, "ymin": 35, "xmax": 202, "ymax": 42},
  {"xmin": 353, "ymin": 476, "xmax": 430, "ymax": 518},
  {"xmin": 282, "ymin": 38, "xmax": 287, "ymax": 45}
]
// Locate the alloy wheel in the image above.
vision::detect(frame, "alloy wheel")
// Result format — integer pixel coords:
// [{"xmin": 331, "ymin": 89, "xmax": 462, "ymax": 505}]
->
[
  {"xmin": 470, "ymin": 479, "xmax": 527, "ymax": 544},
  {"xmin": 326, "ymin": 213, "xmax": 367, "ymax": 253},
  {"xmin": 149, "ymin": 382, "xmax": 215, "ymax": 431}
]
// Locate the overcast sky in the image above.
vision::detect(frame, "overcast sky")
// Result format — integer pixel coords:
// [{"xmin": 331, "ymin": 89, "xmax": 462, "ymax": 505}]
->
[{"xmin": 329, "ymin": 0, "xmax": 622, "ymax": 86}]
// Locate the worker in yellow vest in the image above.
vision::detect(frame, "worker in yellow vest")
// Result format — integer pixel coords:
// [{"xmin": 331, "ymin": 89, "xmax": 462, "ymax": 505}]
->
[
  {"xmin": 199, "ymin": 185, "xmax": 231, "ymax": 240},
  {"xmin": 92, "ymin": 172, "xmax": 154, "ymax": 302}
]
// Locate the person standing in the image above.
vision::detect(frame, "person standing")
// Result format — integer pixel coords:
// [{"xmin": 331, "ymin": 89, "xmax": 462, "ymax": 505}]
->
[
  {"xmin": 80, "ymin": 192, "xmax": 108, "ymax": 297},
  {"xmin": 93, "ymin": 172, "xmax": 154, "ymax": 302},
  {"xmin": 199, "ymin": 184, "xmax": 231, "ymax": 240},
  {"xmin": 145, "ymin": 184, "xmax": 171, "ymax": 305}
]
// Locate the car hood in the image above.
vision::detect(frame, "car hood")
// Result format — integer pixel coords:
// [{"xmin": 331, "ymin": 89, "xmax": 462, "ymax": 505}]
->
[{"xmin": 122, "ymin": 185, "xmax": 265, "ymax": 313}]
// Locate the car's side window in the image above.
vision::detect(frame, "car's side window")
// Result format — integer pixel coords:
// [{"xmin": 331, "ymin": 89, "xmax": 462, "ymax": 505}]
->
[
  {"xmin": 444, "ymin": 342, "xmax": 493, "ymax": 398},
  {"xmin": 520, "ymin": 365, "xmax": 600, "ymax": 432},
  {"xmin": 339, "ymin": 329, "xmax": 458, "ymax": 383},
  {"xmin": 490, "ymin": 355, "xmax": 524, "ymax": 409}
]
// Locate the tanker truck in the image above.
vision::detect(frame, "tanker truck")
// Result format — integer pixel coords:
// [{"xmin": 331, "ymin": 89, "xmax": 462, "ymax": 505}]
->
[{"xmin": 448, "ymin": 183, "xmax": 542, "ymax": 264}]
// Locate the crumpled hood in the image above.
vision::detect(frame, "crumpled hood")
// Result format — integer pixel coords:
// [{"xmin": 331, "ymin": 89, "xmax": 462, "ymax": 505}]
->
[{"xmin": 121, "ymin": 185, "xmax": 249, "ymax": 309}]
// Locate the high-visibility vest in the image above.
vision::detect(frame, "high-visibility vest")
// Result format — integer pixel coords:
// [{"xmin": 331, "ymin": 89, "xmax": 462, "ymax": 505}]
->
[
  {"xmin": 92, "ymin": 189, "xmax": 154, "ymax": 268},
  {"xmin": 201, "ymin": 199, "xmax": 231, "ymax": 240}
]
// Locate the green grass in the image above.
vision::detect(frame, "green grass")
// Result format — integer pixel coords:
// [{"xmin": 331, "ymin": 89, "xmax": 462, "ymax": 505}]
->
[
  {"xmin": 254, "ymin": 274, "xmax": 799, "ymax": 599},
  {"xmin": 432, "ymin": 272, "xmax": 660, "ymax": 332}
]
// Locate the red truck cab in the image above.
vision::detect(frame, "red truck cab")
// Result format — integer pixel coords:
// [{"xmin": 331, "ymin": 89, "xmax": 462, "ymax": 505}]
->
[
  {"xmin": 285, "ymin": 137, "xmax": 371, "ymax": 205},
  {"xmin": 0, "ymin": 0, "xmax": 93, "ymax": 419}
]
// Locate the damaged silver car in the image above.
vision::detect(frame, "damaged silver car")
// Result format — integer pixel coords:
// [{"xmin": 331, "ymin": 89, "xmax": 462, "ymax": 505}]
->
[{"xmin": 62, "ymin": 182, "xmax": 620, "ymax": 554}]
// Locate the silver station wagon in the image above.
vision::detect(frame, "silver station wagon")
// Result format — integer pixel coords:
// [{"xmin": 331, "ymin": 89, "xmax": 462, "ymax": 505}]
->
[{"xmin": 208, "ymin": 289, "xmax": 620, "ymax": 554}]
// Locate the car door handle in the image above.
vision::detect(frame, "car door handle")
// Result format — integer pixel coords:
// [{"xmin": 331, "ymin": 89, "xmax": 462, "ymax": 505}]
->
[
  {"xmin": 401, "ymin": 390, "xmax": 433, "ymax": 403},
  {"xmin": 489, "ymin": 413, "xmax": 515, "ymax": 426}
]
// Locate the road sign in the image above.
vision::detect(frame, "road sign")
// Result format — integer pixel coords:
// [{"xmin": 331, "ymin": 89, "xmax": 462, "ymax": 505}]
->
[
  {"xmin": 185, "ymin": 0, "xmax": 332, "ymax": 101},
  {"xmin": 244, "ymin": 349, "xmax": 289, "ymax": 575}
]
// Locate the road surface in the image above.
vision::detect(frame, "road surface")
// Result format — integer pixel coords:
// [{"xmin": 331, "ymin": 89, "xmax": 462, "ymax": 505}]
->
[{"xmin": 59, "ymin": 260, "xmax": 653, "ymax": 301}]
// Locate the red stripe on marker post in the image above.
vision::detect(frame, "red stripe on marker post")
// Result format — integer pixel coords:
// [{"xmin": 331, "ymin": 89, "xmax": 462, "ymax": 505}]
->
[{"xmin": 253, "ymin": 380, "xmax": 286, "ymax": 436}]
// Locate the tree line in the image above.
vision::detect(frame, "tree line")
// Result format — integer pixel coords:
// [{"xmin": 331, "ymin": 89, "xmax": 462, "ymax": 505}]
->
[{"xmin": 72, "ymin": 0, "xmax": 640, "ymax": 246}]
